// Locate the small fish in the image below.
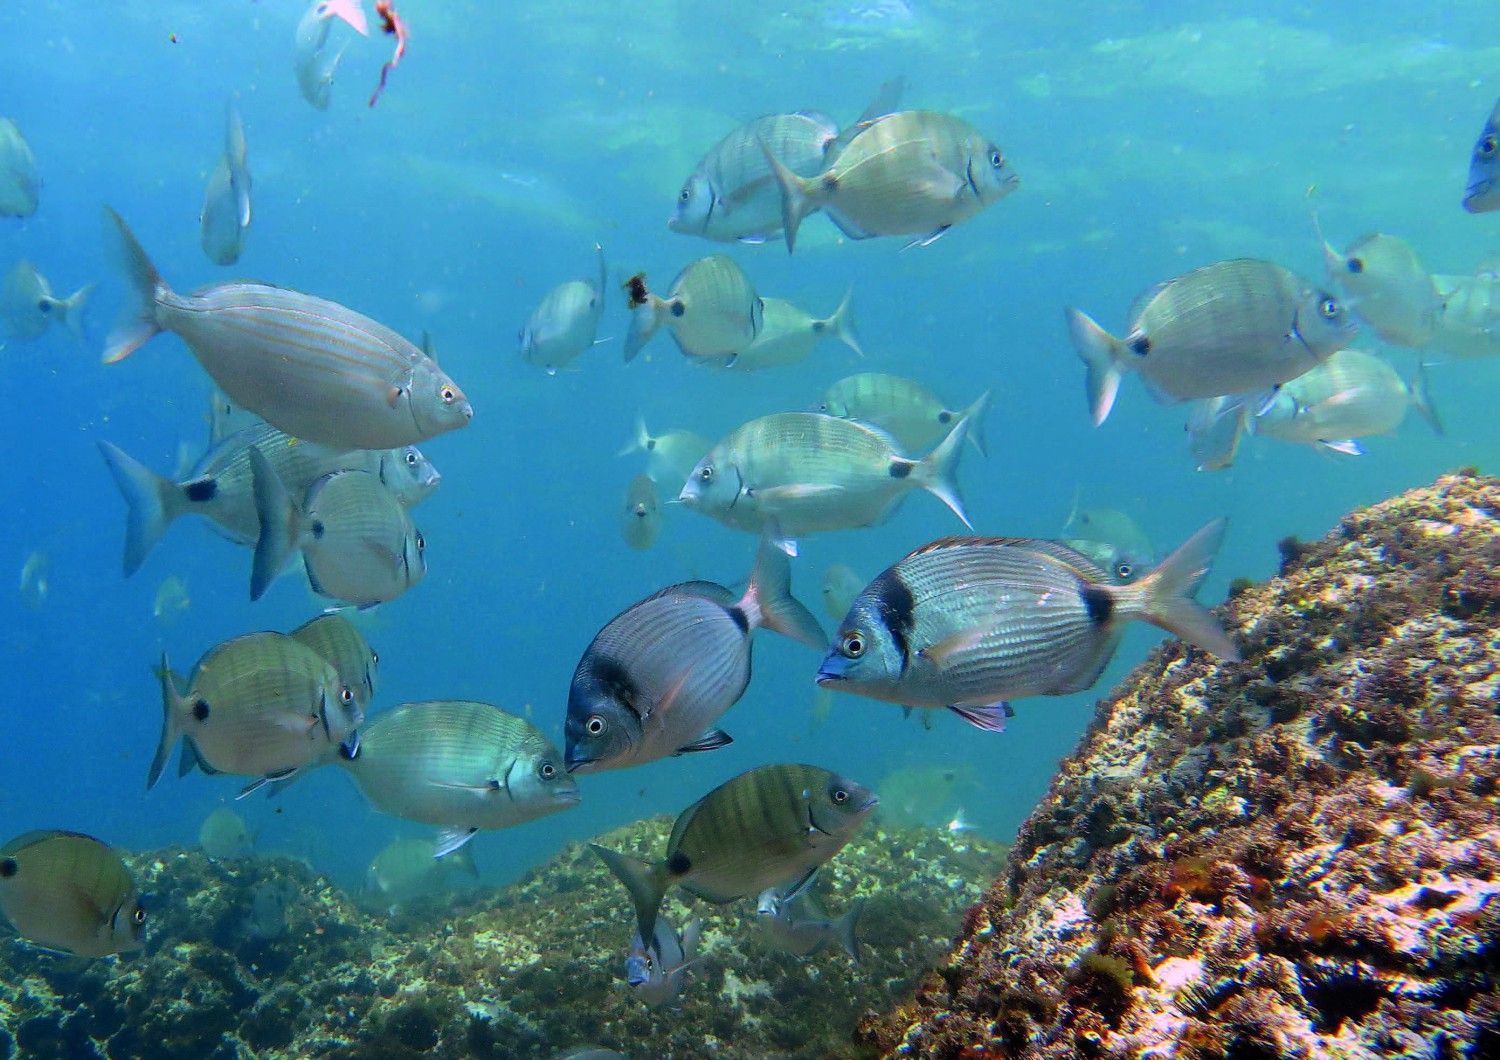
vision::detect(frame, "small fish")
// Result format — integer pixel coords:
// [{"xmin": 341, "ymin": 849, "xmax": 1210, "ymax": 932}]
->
[
  {"xmin": 591, "ymin": 762, "xmax": 877, "ymax": 945},
  {"xmin": 876, "ymin": 763, "xmax": 977, "ymax": 828},
  {"xmin": 1, "ymin": 260, "xmax": 92, "ymax": 340},
  {"xmin": 152, "ymin": 574, "xmax": 191, "ymax": 623},
  {"xmin": 1464, "ymin": 96, "xmax": 1500, "ymax": 213},
  {"xmin": 365, "ymin": 836, "xmax": 478, "ymax": 908},
  {"xmin": 679, "ymin": 411, "xmax": 971, "ymax": 546},
  {"xmin": 152, "ymin": 631, "xmax": 362, "ymax": 792},
  {"xmin": 290, "ymin": 613, "xmax": 379, "ymax": 710},
  {"xmin": 208, "ymin": 390, "xmax": 263, "ymax": 444},
  {"xmin": 250, "ymin": 454, "xmax": 427, "ymax": 607},
  {"xmin": 1062, "ymin": 500, "xmax": 1156, "ymax": 584},
  {"xmin": 19, "ymin": 550, "xmax": 48, "ymax": 609},
  {"xmin": 198, "ymin": 807, "xmax": 255, "ymax": 859},
  {"xmin": 0, "ymin": 117, "xmax": 39, "ymax": 217},
  {"xmin": 763, "ymin": 110, "xmax": 1019, "ymax": 252},
  {"xmin": 521, "ymin": 244, "xmax": 608, "ymax": 374},
  {"xmin": 1430, "ymin": 271, "xmax": 1500, "ymax": 359},
  {"xmin": 244, "ymin": 878, "xmax": 297, "ymax": 940},
  {"xmin": 625, "ymin": 914, "xmax": 702, "ymax": 1008},
  {"xmin": 103, "ymin": 208, "xmax": 473, "ymax": 450},
  {"xmin": 818, "ymin": 373, "xmax": 990, "ymax": 456},
  {"xmin": 620, "ymin": 473, "xmax": 662, "ymax": 551},
  {"xmin": 1251, "ymin": 349, "xmax": 1441, "ymax": 455},
  {"xmin": 0, "ymin": 831, "xmax": 145, "ymax": 958},
  {"xmin": 1185, "ymin": 395, "xmax": 1249, "ymax": 472},
  {"xmin": 565, "ymin": 535, "xmax": 825, "ymax": 774},
  {"xmin": 618, "ymin": 416, "xmax": 711, "ymax": 486},
  {"xmin": 337, "ymin": 700, "xmax": 580, "ymax": 857},
  {"xmin": 1318, "ymin": 227, "xmax": 1440, "ymax": 347},
  {"xmin": 292, "ymin": 0, "xmax": 355, "ymax": 111},
  {"xmin": 723, "ymin": 291, "xmax": 863, "ymax": 372},
  {"xmin": 199, "ymin": 101, "xmax": 252, "ymax": 266},
  {"xmin": 757, "ymin": 882, "xmax": 863, "ymax": 961},
  {"xmin": 1067, "ymin": 259, "xmax": 1356, "ymax": 425},
  {"xmin": 820, "ymin": 563, "xmax": 865, "ymax": 623},
  {"xmin": 817, "ymin": 522, "xmax": 1240, "ymax": 730},
  {"xmin": 623, "ymin": 256, "xmax": 764, "ymax": 363},
  {"xmin": 946, "ymin": 809, "xmax": 978, "ymax": 834}
]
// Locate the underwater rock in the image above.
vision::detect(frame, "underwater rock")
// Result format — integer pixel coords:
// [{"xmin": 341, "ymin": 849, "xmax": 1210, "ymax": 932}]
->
[
  {"xmin": 859, "ymin": 470, "xmax": 1500, "ymax": 1057},
  {"xmin": 0, "ymin": 819, "xmax": 1003, "ymax": 1057}
]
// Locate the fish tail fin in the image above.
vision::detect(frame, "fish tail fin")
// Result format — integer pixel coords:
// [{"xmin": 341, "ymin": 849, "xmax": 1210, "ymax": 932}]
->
[
  {"xmin": 618, "ymin": 414, "xmax": 651, "ymax": 456},
  {"xmin": 102, "ymin": 206, "xmax": 167, "ymax": 363},
  {"xmin": 623, "ymin": 298, "xmax": 662, "ymax": 363},
  {"xmin": 825, "ymin": 286, "xmax": 864, "ymax": 358},
  {"xmin": 1409, "ymin": 362, "xmax": 1444, "ymax": 436},
  {"xmin": 1134, "ymin": 518, "xmax": 1241, "ymax": 661},
  {"xmin": 914, "ymin": 414, "xmax": 972, "ymax": 529},
  {"xmin": 741, "ymin": 531, "xmax": 827, "ymax": 648},
  {"xmin": 1065, "ymin": 307, "xmax": 1127, "ymax": 427},
  {"xmin": 97, "ymin": 440, "xmax": 187, "ymax": 577},
  {"xmin": 249, "ymin": 446, "xmax": 304, "ymax": 601},
  {"xmin": 835, "ymin": 897, "xmax": 866, "ymax": 963},
  {"xmin": 149, "ymin": 652, "xmax": 185, "ymax": 790},
  {"xmin": 57, "ymin": 282, "xmax": 95, "ymax": 340},
  {"xmin": 590, "ymin": 844, "xmax": 669, "ymax": 945},
  {"xmin": 961, "ymin": 389, "xmax": 991, "ymax": 457},
  {"xmin": 759, "ymin": 136, "xmax": 819, "ymax": 254},
  {"xmin": 680, "ymin": 917, "xmax": 704, "ymax": 963}
]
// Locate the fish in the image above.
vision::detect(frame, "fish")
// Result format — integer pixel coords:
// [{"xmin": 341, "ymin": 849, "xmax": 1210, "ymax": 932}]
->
[
  {"xmin": 208, "ymin": 390, "xmax": 263, "ymax": 445},
  {"xmin": 0, "ymin": 831, "xmax": 145, "ymax": 958},
  {"xmin": 625, "ymin": 914, "xmax": 702, "ymax": 1008},
  {"xmin": 152, "ymin": 574, "xmax": 192, "ymax": 623},
  {"xmin": 0, "ymin": 117, "xmax": 39, "ymax": 217},
  {"xmin": 623, "ymin": 256, "xmax": 763, "ymax": 364},
  {"xmin": 820, "ymin": 563, "xmax": 865, "ymax": 623},
  {"xmin": 1185, "ymin": 395, "xmax": 1250, "ymax": 472},
  {"xmin": 320, "ymin": 0, "xmax": 370, "ymax": 35},
  {"xmin": 620, "ymin": 473, "xmax": 662, "ymax": 551},
  {"xmin": 290, "ymin": 613, "xmax": 379, "ymax": 710},
  {"xmin": 2, "ymin": 260, "xmax": 92, "ymax": 340},
  {"xmin": 757, "ymin": 882, "xmax": 863, "ymax": 961},
  {"xmin": 336, "ymin": 700, "xmax": 581, "ymax": 857},
  {"xmin": 618, "ymin": 417, "xmax": 712, "ymax": 485},
  {"xmin": 1066, "ymin": 259, "xmax": 1356, "ymax": 426},
  {"xmin": 1464, "ymin": 96, "xmax": 1500, "ymax": 213},
  {"xmin": 1318, "ymin": 228, "xmax": 1440, "ymax": 348},
  {"xmin": 364, "ymin": 837, "xmax": 478, "ymax": 908},
  {"xmin": 817, "ymin": 373, "xmax": 990, "ymax": 456},
  {"xmin": 19, "ymin": 550, "xmax": 48, "ymax": 610},
  {"xmin": 250, "ymin": 454, "xmax": 427, "ymax": 607},
  {"xmin": 564, "ymin": 535, "xmax": 826, "ymax": 774},
  {"xmin": 678, "ymin": 411, "xmax": 971, "ymax": 546},
  {"xmin": 293, "ymin": 0, "xmax": 355, "ymax": 111},
  {"xmin": 590, "ymin": 762, "xmax": 877, "ymax": 944},
  {"xmin": 763, "ymin": 110, "xmax": 1020, "ymax": 252},
  {"xmin": 1062, "ymin": 500, "xmax": 1156, "ymax": 584},
  {"xmin": 722, "ymin": 291, "xmax": 863, "ymax": 372},
  {"xmin": 1250, "ymin": 349, "xmax": 1441, "ymax": 455},
  {"xmin": 876, "ymin": 763, "xmax": 978, "ymax": 828},
  {"xmin": 102, "ymin": 208, "xmax": 473, "ymax": 450},
  {"xmin": 97, "ymin": 424, "xmax": 438, "ymax": 576},
  {"xmin": 198, "ymin": 807, "xmax": 255, "ymax": 860},
  {"xmin": 521, "ymin": 244, "xmax": 608, "ymax": 374},
  {"xmin": 816, "ymin": 521, "xmax": 1241, "ymax": 730},
  {"xmin": 199, "ymin": 101, "xmax": 252, "ymax": 266},
  {"xmin": 1430, "ymin": 271, "xmax": 1500, "ymax": 359}
]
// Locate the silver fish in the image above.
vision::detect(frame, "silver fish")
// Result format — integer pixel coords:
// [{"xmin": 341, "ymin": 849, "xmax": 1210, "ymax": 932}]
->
[
  {"xmin": 1251, "ymin": 349, "xmax": 1441, "ymax": 455},
  {"xmin": 153, "ymin": 574, "xmax": 192, "ymax": 623},
  {"xmin": 103, "ymin": 208, "xmax": 473, "ymax": 450},
  {"xmin": 208, "ymin": 390, "xmax": 263, "ymax": 444},
  {"xmin": 290, "ymin": 613, "xmax": 379, "ymax": 710},
  {"xmin": 200, "ymin": 101, "xmax": 252, "ymax": 266},
  {"xmin": 816, "ymin": 522, "xmax": 1240, "ymax": 730},
  {"xmin": 817, "ymin": 373, "xmax": 989, "ymax": 456},
  {"xmin": 337, "ymin": 700, "xmax": 580, "ymax": 857},
  {"xmin": 521, "ymin": 244, "xmax": 607, "ymax": 374},
  {"xmin": 820, "ymin": 563, "xmax": 865, "ymax": 623},
  {"xmin": 618, "ymin": 416, "xmax": 711, "ymax": 485},
  {"xmin": 1062, "ymin": 500, "xmax": 1156, "ymax": 583},
  {"xmin": 0, "ymin": 831, "xmax": 145, "ymax": 958},
  {"xmin": 0, "ymin": 117, "xmax": 39, "ymax": 218},
  {"xmin": 1431, "ymin": 271, "xmax": 1500, "ymax": 359},
  {"xmin": 623, "ymin": 256, "xmax": 764, "ymax": 363},
  {"xmin": 198, "ymin": 807, "xmax": 255, "ymax": 860},
  {"xmin": 365, "ymin": 837, "xmax": 478, "ymax": 909},
  {"xmin": 723, "ymin": 291, "xmax": 863, "ymax": 372},
  {"xmin": 625, "ymin": 914, "xmax": 702, "ymax": 1008},
  {"xmin": 1185, "ymin": 395, "xmax": 1249, "ymax": 472},
  {"xmin": 1464, "ymin": 96, "xmax": 1500, "ymax": 214},
  {"xmin": 292, "ymin": 0, "xmax": 354, "ymax": 111},
  {"xmin": 1319, "ymin": 227, "xmax": 1439, "ymax": 347},
  {"xmin": 757, "ymin": 882, "xmax": 863, "ymax": 961},
  {"xmin": 620, "ymin": 473, "xmax": 661, "ymax": 551},
  {"xmin": 2, "ymin": 260, "xmax": 91, "ymax": 340},
  {"xmin": 565, "ymin": 536, "xmax": 825, "ymax": 773},
  {"xmin": 1067, "ymin": 259, "xmax": 1356, "ymax": 425}
]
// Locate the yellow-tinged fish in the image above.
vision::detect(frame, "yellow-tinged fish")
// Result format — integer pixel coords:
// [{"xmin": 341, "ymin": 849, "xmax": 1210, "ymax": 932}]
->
[
  {"xmin": 2, "ymin": 260, "xmax": 92, "ymax": 341},
  {"xmin": 364, "ymin": 837, "xmax": 478, "ymax": 908},
  {"xmin": 199, "ymin": 101, "xmax": 252, "ymax": 267},
  {"xmin": 818, "ymin": 373, "xmax": 989, "ymax": 456},
  {"xmin": 620, "ymin": 473, "xmax": 661, "ymax": 551},
  {"xmin": 618, "ymin": 416, "xmax": 712, "ymax": 486},
  {"xmin": 723, "ymin": 291, "xmax": 862, "ymax": 371},
  {"xmin": 0, "ymin": 117, "xmax": 39, "ymax": 218},
  {"xmin": 0, "ymin": 831, "xmax": 145, "ymax": 958},
  {"xmin": 762, "ymin": 110, "xmax": 1019, "ymax": 252},
  {"xmin": 290, "ymin": 613, "xmax": 379, "ymax": 710},
  {"xmin": 102, "ymin": 208, "xmax": 473, "ymax": 450},
  {"xmin": 623, "ymin": 256, "xmax": 763, "ymax": 363},
  {"xmin": 1251, "ymin": 349, "xmax": 1441, "ymax": 455},
  {"xmin": 1319, "ymin": 228, "xmax": 1439, "ymax": 347}
]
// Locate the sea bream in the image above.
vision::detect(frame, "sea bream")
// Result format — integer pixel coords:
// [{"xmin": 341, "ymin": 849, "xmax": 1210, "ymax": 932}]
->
[
  {"xmin": 623, "ymin": 255, "xmax": 763, "ymax": 364},
  {"xmin": 722, "ymin": 291, "xmax": 863, "ymax": 372},
  {"xmin": 1250, "ymin": 348, "xmax": 1441, "ymax": 455},
  {"xmin": 0, "ymin": 831, "xmax": 145, "ymax": 958},
  {"xmin": 816, "ymin": 521, "xmax": 1241, "ymax": 730},
  {"xmin": 521, "ymin": 244, "xmax": 608, "ymax": 374},
  {"xmin": 102, "ymin": 207, "xmax": 473, "ymax": 450},
  {"xmin": 1067, "ymin": 258, "xmax": 1356, "ymax": 426},
  {"xmin": 199, "ymin": 101, "xmax": 252, "ymax": 266},
  {"xmin": 1318, "ymin": 226, "xmax": 1440, "ymax": 348},
  {"xmin": 619, "ymin": 473, "xmax": 662, "ymax": 551},
  {"xmin": 1, "ymin": 260, "xmax": 91, "ymax": 341},
  {"xmin": 625, "ymin": 914, "xmax": 702, "ymax": 1008},
  {"xmin": 817, "ymin": 373, "xmax": 989, "ymax": 456},
  {"xmin": 289, "ymin": 613, "xmax": 379, "ymax": 710},
  {"xmin": 618, "ymin": 416, "xmax": 712, "ymax": 485},
  {"xmin": 1431, "ymin": 270, "xmax": 1500, "ymax": 359},
  {"xmin": 0, "ymin": 117, "xmax": 39, "ymax": 218},
  {"xmin": 1463, "ymin": 96, "xmax": 1500, "ymax": 214}
]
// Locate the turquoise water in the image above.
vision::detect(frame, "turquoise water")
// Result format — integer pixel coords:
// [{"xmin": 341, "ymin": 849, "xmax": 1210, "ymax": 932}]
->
[{"xmin": 1, "ymin": 0, "xmax": 1494, "ymax": 943}]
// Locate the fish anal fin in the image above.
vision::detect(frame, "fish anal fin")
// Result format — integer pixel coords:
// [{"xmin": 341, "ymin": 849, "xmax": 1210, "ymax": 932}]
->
[{"xmin": 948, "ymin": 701, "xmax": 1011, "ymax": 732}]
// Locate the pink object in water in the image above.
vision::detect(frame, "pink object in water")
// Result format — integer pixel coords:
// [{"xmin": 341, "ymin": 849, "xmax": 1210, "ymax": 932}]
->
[
  {"xmin": 368, "ymin": 1, "xmax": 409, "ymax": 108},
  {"xmin": 317, "ymin": 0, "xmax": 369, "ymax": 37}
]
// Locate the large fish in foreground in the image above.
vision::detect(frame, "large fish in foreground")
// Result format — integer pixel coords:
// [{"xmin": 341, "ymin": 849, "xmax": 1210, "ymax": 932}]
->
[
  {"xmin": 816, "ymin": 522, "xmax": 1240, "ymax": 730},
  {"xmin": 591, "ymin": 762, "xmax": 876, "ymax": 944},
  {"xmin": 1066, "ymin": 259, "xmax": 1356, "ymax": 426},
  {"xmin": 0, "ymin": 831, "xmax": 145, "ymax": 958},
  {"xmin": 102, "ymin": 208, "xmax": 473, "ymax": 450},
  {"xmin": 1464, "ymin": 96, "xmax": 1500, "ymax": 214}
]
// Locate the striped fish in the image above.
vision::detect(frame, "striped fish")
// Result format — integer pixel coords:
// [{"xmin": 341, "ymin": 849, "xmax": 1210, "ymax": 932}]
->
[
  {"xmin": 0, "ymin": 831, "xmax": 145, "ymax": 958},
  {"xmin": 818, "ymin": 372, "xmax": 989, "ymax": 457},
  {"xmin": 816, "ymin": 521, "xmax": 1241, "ymax": 731},
  {"xmin": 623, "ymin": 255, "xmax": 763, "ymax": 363},
  {"xmin": 290, "ymin": 614, "xmax": 379, "ymax": 710},
  {"xmin": 152, "ymin": 631, "xmax": 361, "ymax": 791},
  {"xmin": 337, "ymin": 700, "xmax": 580, "ymax": 857},
  {"xmin": 102, "ymin": 207, "xmax": 473, "ymax": 450},
  {"xmin": 591, "ymin": 763, "xmax": 877, "ymax": 945}
]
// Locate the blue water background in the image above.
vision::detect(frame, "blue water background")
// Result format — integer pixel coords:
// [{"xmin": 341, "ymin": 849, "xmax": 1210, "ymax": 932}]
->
[{"xmin": 1, "ymin": 1, "xmax": 1496, "ymax": 888}]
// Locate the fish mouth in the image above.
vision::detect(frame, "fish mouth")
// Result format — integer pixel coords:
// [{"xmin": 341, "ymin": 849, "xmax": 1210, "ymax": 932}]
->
[
  {"xmin": 815, "ymin": 656, "xmax": 847, "ymax": 684},
  {"xmin": 553, "ymin": 785, "xmax": 583, "ymax": 806},
  {"xmin": 564, "ymin": 745, "xmax": 596, "ymax": 774},
  {"xmin": 1463, "ymin": 179, "xmax": 1496, "ymax": 210},
  {"xmin": 852, "ymin": 790, "xmax": 880, "ymax": 814}
]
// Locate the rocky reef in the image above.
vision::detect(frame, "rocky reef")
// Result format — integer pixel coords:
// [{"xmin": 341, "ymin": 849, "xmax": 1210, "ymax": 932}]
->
[
  {"xmin": 0, "ymin": 816, "xmax": 1003, "ymax": 1058},
  {"xmin": 859, "ymin": 470, "xmax": 1500, "ymax": 1057}
]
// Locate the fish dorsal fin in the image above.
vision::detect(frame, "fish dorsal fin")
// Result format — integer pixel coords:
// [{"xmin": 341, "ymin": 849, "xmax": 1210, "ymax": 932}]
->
[
  {"xmin": 0, "ymin": 830, "xmax": 105, "ymax": 857},
  {"xmin": 902, "ymin": 536, "xmax": 1112, "ymax": 580},
  {"xmin": 1127, "ymin": 281, "xmax": 1173, "ymax": 323}
]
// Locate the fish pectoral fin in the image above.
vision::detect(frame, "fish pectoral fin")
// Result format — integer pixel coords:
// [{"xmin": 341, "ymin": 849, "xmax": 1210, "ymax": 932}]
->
[
  {"xmin": 427, "ymin": 779, "xmax": 501, "ymax": 793},
  {"xmin": 1318, "ymin": 438, "xmax": 1365, "ymax": 456},
  {"xmin": 780, "ymin": 867, "xmax": 820, "ymax": 903},
  {"xmin": 673, "ymin": 729, "xmax": 733, "ymax": 755},
  {"xmin": 236, "ymin": 768, "xmax": 298, "ymax": 800},
  {"xmin": 947, "ymin": 701, "xmax": 1012, "ymax": 733},
  {"xmin": 901, "ymin": 225, "xmax": 951, "ymax": 250},
  {"xmin": 434, "ymin": 828, "xmax": 479, "ymax": 859},
  {"xmin": 918, "ymin": 627, "xmax": 989, "ymax": 668},
  {"xmin": 750, "ymin": 483, "xmax": 845, "ymax": 503},
  {"xmin": 385, "ymin": 384, "xmax": 404, "ymax": 408}
]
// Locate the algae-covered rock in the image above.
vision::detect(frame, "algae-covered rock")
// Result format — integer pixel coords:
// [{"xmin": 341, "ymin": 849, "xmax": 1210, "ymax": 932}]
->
[{"xmin": 859, "ymin": 470, "xmax": 1500, "ymax": 1057}]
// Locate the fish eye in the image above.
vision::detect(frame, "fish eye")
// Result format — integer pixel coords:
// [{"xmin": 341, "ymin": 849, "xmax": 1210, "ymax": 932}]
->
[
  {"xmin": 540, "ymin": 762, "xmax": 557, "ymax": 779},
  {"xmin": 415, "ymin": 531, "xmax": 426, "ymax": 552},
  {"xmin": 698, "ymin": 465, "xmax": 714, "ymax": 483},
  {"xmin": 1319, "ymin": 297, "xmax": 1341, "ymax": 319},
  {"xmin": 679, "ymin": 187, "xmax": 691, "ymax": 203},
  {"xmin": 832, "ymin": 788, "xmax": 850, "ymax": 804},
  {"xmin": 841, "ymin": 631, "xmax": 866, "ymax": 658},
  {"xmin": 1116, "ymin": 562, "xmax": 1133, "ymax": 579},
  {"xmin": 132, "ymin": 906, "xmax": 146, "ymax": 926},
  {"xmin": 989, "ymin": 149, "xmax": 1004, "ymax": 168},
  {"xmin": 340, "ymin": 687, "xmax": 354, "ymax": 704},
  {"xmin": 1482, "ymin": 135, "xmax": 1498, "ymax": 158},
  {"xmin": 586, "ymin": 715, "xmax": 606, "ymax": 735},
  {"xmin": 405, "ymin": 451, "xmax": 418, "ymax": 467},
  {"xmin": 371, "ymin": 650, "xmax": 380, "ymax": 666},
  {"xmin": 440, "ymin": 386, "xmax": 456, "ymax": 405},
  {"xmin": 1345, "ymin": 258, "xmax": 1364, "ymax": 275}
]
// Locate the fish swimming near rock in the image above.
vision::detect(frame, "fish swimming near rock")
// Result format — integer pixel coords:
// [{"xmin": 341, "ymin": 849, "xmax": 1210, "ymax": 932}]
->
[
  {"xmin": 591, "ymin": 762, "xmax": 877, "ymax": 944},
  {"xmin": 723, "ymin": 291, "xmax": 863, "ymax": 372},
  {"xmin": 1066, "ymin": 259, "xmax": 1356, "ymax": 426},
  {"xmin": 290, "ymin": 613, "xmax": 379, "ymax": 709},
  {"xmin": 1250, "ymin": 348, "xmax": 1441, "ymax": 455},
  {"xmin": 618, "ymin": 417, "xmax": 711, "ymax": 486},
  {"xmin": 199, "ymin": 101, "xmax": 252, "ymax": 266},
  {"xmin": 625, "ymin": 913, "xmax": 702, "ymax": 1008},
  {"xmin": 817, "ymin": 521, "xmax": 1241, "ymax": 729},
  {"xmin": 1062, "ymin": 499, "xmax": 1156, "ymax": 583},
  {"xmin": 102, "ymin": 208, "xmax": 473, "ymax": 450},
  {"xmin": 1463, "ymin": 96, "xmax": 1500, "ymax": 213},
  {"xmin": 0, "ymin": 831, "xmax": 145, "ymax": 958},
  {"xmin": 757, "ymin": 880, "xmax": 863, "ymax": 961},
  {"xmin": 2, "ymin": 260, "xmax": 92, "ymax": 340},
  {"xmin": 198, "ymin": 806, "xmax": 256, "ymax": 859},
  {"xmin": 1318, "ymin": 226, "xmax": 1440, "ymax": 348},
  {"xmin": 337, "ymin": 700, "xmax": 580, "ymax": 857},
  {"xmin": 564, "ymin": 535, "xmax": 825, "ymax": 774},
  {"xmin": 521, "ymin": 244, "xmax": 608, "ymax": 374},
  {"xmin": 364, "ymin": 836, "xmax": 478, "ymax": 909},
  {"xmin": 623, "ymin": 255, "xmax": 763, "ymax": 364},
  {"xmin": 0, "ymin": 117, "xmax": 39, "ymax": 218},
  {"xmin": 620, "ymin": 473, "xmax": 661, "ymax": 551},
  {"xmin": 817, "ymin": 372, "xmax": 989, "ymax": 456}
]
